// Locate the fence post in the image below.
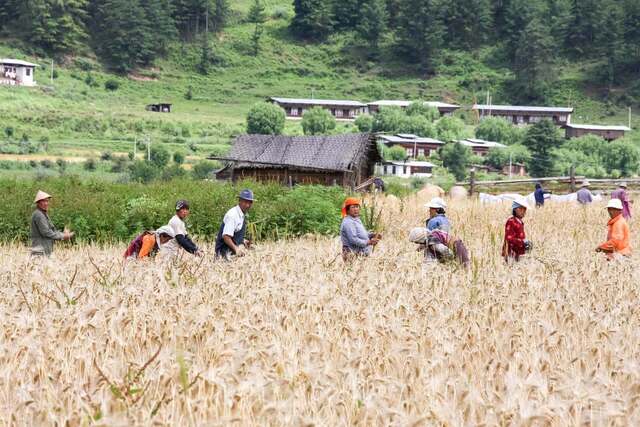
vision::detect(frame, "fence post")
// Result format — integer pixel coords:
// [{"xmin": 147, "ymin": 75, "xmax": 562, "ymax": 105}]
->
[
  {"xmin": 569, "ymin": 166, "xmax": 576, "ymax": 192},
  {"xmin": 469, "ymin": 168, "xmax": 476, "ymax": 196}
]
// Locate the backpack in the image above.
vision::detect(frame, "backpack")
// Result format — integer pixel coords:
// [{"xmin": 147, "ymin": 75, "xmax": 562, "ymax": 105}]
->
[{"xmin": 124, "ymin": 231, "xmax": 154, "ymax": 258}]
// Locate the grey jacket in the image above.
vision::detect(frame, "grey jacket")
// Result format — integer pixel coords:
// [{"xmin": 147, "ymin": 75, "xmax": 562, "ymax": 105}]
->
[
  {"xmin": 31, "ymin": 209, "xmax": 64, "ymax": 255},
  {"xmin": 340, "ymin": 215, "xmax": 373, "ymax": 256}
]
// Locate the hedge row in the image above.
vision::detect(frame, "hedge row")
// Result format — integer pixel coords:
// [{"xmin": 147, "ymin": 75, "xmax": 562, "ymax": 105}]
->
[{"xmin": 0, "ymin": 177, "xmax": 348, "ymax": 244}]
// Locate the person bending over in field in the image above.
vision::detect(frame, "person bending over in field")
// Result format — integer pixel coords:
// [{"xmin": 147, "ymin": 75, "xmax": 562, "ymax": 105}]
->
[
  {"xmin": 31, "ymin": 190, "xmax": 74, "ymax": 256},
  {"xmin": 167, "ymin": 200, "xmax": 203, "ymax": 257},
  {"xmin": 596, "ymin": 199, "xmax": 631, "ymax": 261},
  {"xmin": 340, "ymin": 197, "xmax": 381, "ymax": 261},
  {"xmin": 502, "ymin": 197, "xmax": 532, "ymax": 262},
  {"xmin": 425, "ymin": 197, "xmax": 451, "ymax": 233},
  {"xmin": 124, "ymin": 226, "xmax": 175, "ymax": 259},
  {"xmin": 409, "ymin": 227, "xmax": 470, "ymax": 267},
  {"xmin": 215, "ymin": 189, "xmax": 254, "ymax": 260}
]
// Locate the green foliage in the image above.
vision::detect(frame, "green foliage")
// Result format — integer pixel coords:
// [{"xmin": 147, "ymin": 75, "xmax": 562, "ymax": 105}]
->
[
  {"xmin": 356, "ymin": 0, "xmax": 387, "ymax": 52},
  {"xmin": 248, "ymin": 0, "xmax": 267, "ymax": 56},
  {"xmin": 291, "ymin": 0, "xmax": 334, "ymax": 40},
  {"xmin": 406, "ymin": 102, "xmax": 439, "ymax": 122},
  {"xmin": 395, "ymin": 0, "xmax": 443, "ymax": 71},
  {"xmin": 83, "ymin": 158, "xmax": 97, "ymax": 171},
  {"xmin": 246, "ymin": 103, "xmax": 286, "ymax": 135},
  {"xmin": 184, "ymin": 85, "xmax": 193, "ymax": 100},
  {"xmin": 440, "ymin": 142, "xmax": 472, "ymax": 181},
  {"xmin": 383, "ymin": 145, "xmax": 407, "ymax": 161},
  {"xmin": 475, "ymin": 117, "xmax": 523, "ymax": 145},
  {"xmin": 150, "ymin": 146, "xmax": 170, "ymax": 168},
  {"xmin": 484, "ymin": 144, "xmax": 531, "ymax": 169},
  {"xmin": 601, "ymin": 139, "xmax": 640, "ymax": 176},
  {"xmin": 173, "ymin": 151, "xmax": 185, "ymax": 164},
  {"xmin": 511, "ymin": 17, "xmax": 554, "ymax": 102},
  {"xmin": 191, "ymin": 160, "xmax": 217, "ymax": 180},
  {"xmin": 104, "ymin": 79, "xmax": 120, "ymax": 91},
  {"xmin": 523, "ymin": 119, "xmax": 563, "ymax": 177},
  {"xmin": 355, "ymin": 114, "xmax": 374, "ymax": 132},
  {"xmin": 436, "ymin": 116, "xmax": 466, "ymax": 141},
  {"xmin": 301, "ymin": 107, "xmax": 336, "ymax": 135},
  {"xmin": 128, "ymin": 160, "xmax": 159, "ymax": 183}
]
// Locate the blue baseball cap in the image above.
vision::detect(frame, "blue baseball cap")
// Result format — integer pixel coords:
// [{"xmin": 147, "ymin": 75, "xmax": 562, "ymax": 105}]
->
[{"xmin": 239, "ymin": 189, "xmax": 255, "ymax": 201}]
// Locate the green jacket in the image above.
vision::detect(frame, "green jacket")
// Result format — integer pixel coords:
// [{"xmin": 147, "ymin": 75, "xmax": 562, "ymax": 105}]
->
[{"xmin": 30, "ymin": 209, "xmax": 64, "ymax": 256}]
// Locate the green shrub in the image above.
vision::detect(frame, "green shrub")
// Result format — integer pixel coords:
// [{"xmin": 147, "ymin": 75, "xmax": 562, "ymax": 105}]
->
[
  {"xmin": 100, "ymin": 151, "xmax": 113, "ymax": 161},
  {"xmin": 128, "ymin": 160, "xmax": 159, "ymax": 183},
  {"xmin": 104, "ymin": 79, "xmax": 120, "ymax": 91},
  {"xmin": 192, "ymin": 160, "xmax": 217, "ymax": 180},
  {"xmin": 4, "ymin": 126, "xmax": 14, "ymax": 139},
  {"xmin": 150, "ymin": 146, "xmax": 170, "ymax": 168},
  {"xmin": 301, "ymin": 107, "xmax": 336, "ymax": 135},
  {"xmin": 246, "ymin": 102, "xmax": 286, "ymax": 135},
  {"xmin": 272, "ymin": 6, "xmax": 289, "ymax": 19},
  {"xmin": 40, "ymin": 159, "xmax": 53, "ymax": 169},
  {"xmin": 84, "ymin": 158, "xmax": 97, "ymax": 171},
  {"xmin": 173, "ymin": 151, "xmax": 185, "ymax": 164}
]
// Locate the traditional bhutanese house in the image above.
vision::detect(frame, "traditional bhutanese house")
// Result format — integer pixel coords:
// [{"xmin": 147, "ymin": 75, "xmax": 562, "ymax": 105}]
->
[
  {"xmin": 269, "ymin": 97, "xmax": 367, "ymax": 120},
  {"xmin": 565, "ymin": 124, "xmax": 630, "ymax": 141},
  {"xmin": 0, "ymin": 59, "xmax": 38, "ymax": 86},
  {"xmin": 367, "ymin": 100, "xmax": 460, "ymax": 116},
  {"xmin": 376, "ymin": 160, "xmax": 435, "ymax": 178},
  {"xmin": 502, "ymin": 162, "xmax": 527, "ymax": 177},
  {"xmin": 212, "ymin": 133, "xmax": 380, "ymax": 188},
  {"xmin": 145, "ymin": 103, "xmax": 172, "ymax": 113},
  {"xmin": 458, "ymin": 138, "xmax": 506, "ymax": 156},
  {"xmin": 473, "ymin": 104, "xmax": 573, "ymax": 126},
  {"xmin": 378, "ymin": 133, "xmax": 445, "ymax": 158}
]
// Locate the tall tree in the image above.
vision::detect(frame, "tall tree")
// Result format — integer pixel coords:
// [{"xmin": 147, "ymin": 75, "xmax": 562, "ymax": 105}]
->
[
  {"xmin": 395, "ymin": 0, "xmax": 444, "ymax": 72},
  {"xmin": 248, "ymin": 0, "xmax": 267, "ymax": 55},
  {"xmin": 141, "ymin": 0, "xmax": 177, "ymax": 55},
  {"xmin": 211, "ymin": 0, "xmax": 230, "ymax": 33},
  {"xmin": 523, "ymin": 119, "xmax": 562, "ymax": 177},
  {"xmin": 442, "ymin": 0, "xmax": 492, "ymax": 49},
  {"xmin": 502, "ymin": 0, "xmax": 541, "ymax": 62},
  {"xmin": 596, "ymin": 2, "xmax": 625, "ymax": 90},
  {"xmin": 332, "ymin": 0, "xmax": 363, "ymax": 30},
  {"xmin": 623, "ymin": 0, "xmax": 640, "ymax": 72},
  {"xmin": 291, "ymin": 0, "xmax": 333, "ymax": 40},
  {"xmin": 357, "ymin": 0, "xmax": 387, "ymax": 53},
  {"xmin": 565, "ymin": 0, "xmax": 599, "ymax": 57},
  {"xmin": 511, "ymin": 17, "xmax": 554, "ymax": 102}
]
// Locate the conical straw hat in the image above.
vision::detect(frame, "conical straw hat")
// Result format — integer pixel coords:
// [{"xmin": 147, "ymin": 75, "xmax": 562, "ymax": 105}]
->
[{"xmin": 34, "ymin": 190, "xmax": 52, "ymax": 203}]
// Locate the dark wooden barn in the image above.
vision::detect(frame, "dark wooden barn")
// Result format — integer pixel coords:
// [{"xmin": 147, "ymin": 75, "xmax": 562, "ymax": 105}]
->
[
  {"xmin": 145, "ymin": 103, "xmax": 172, "ymax": 113},
  {"xmin": 212, "ymin": 133, "xmax": 381, "ymax": 188}
]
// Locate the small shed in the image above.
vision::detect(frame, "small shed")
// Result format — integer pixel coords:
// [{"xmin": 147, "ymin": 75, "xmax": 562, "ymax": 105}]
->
[
  {"xmin": 565, "ymin": 124, "xmax": 630, "ymax": 141},
  {"xmin": 0, "ymin": 59, "xmax": 38, "ymax": 86},
  {"xmin": 502, "ymin": 162, "xmax": 527, "ymax": 177},
  {"xmin": 145, "ymin": 103, "xmax": 172, "ymax": 113},
  {"xmin": 212, "ymin": 133, "xmax": 381, "ymax": 188}
]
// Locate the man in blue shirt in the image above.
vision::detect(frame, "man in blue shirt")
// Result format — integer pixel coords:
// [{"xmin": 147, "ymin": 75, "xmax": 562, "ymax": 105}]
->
[{"xmin": 425, "ymin": 197, "xmax": 451, "ymax": 233}]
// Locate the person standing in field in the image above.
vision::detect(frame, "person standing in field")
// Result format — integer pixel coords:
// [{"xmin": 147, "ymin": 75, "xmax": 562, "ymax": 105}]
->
[
  {"xmin": 340, "ymin": 197, "xmax": 381, "ymax": 260},
  {"xmin": 576, "ymin": 181, "xmax": 593, "ymax": 205},
  {"xmin": 215, "ymin": 189, "xmax": 254, "ymax": 259},
  {"xmin": 596, "ymin": 199, "xmax": 631, "ymax": 260},
  {"xmin": 502, "ymin": 197, "xmax": 532, "ymax": 262},
  {"xmin": 167, "ymin": 200, "xmax": 202, "ymax": 257},
  {"xmin": 425, "ymin": 197, "xmax": 451, "ymax": 232},
  {"xmin": 611, "ymin": 182, "xmax": 632, "ymax": 219},
  {"xmin": 534, "ymin": 183, "xmax": 550, "ymax": 207},
  {"xmin": 30, "ymin": 190, "xmax": 74, "ymax": 256}
]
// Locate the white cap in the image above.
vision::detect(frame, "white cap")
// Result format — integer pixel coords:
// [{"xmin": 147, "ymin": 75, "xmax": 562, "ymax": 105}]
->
[
  {"xmin": 607, "ymin": 199, "xmax": 623, "ymax": 210},
  {"xmin": 425, "ymin": 197, "xmax": 447, "ymax": 210},
  {"xmin": 408, "ymin": 227, "xmax": 429, "ymax": 243},
  {"xmin": 156, "ymin": 225, "xmax": 175, "ymax": 238},
  {"xmin": 34, "ymin": 190, "xmax": 52, "ymax": 203},
  {"xmin": 580, "ymin": 180, "xmax": 590, "ymax": 187},
  {"xmin": 512, "ymin": 196, "xmax": 531, "ymax": 210},
  {"xmin": 619, "ymin": 182, "xmax": 628, "ymax": 188}
]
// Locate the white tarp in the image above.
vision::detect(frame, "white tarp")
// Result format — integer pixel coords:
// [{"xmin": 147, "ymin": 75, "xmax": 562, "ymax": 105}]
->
[{"xmin": 479, "ymin": 192, "xmax": 603, "ymax": 204}]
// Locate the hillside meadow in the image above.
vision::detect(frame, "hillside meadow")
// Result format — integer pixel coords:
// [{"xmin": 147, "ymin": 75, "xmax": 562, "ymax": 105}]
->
[{"xmin": 2, "ymin": 195, "xmax": 640, "ymax": 424}]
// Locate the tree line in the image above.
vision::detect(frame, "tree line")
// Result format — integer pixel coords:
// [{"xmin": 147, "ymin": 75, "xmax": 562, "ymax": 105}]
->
[
  {"xmin": 292, "ymin": 0, "xmax": 640, "ymax": 102},
  {"xmin": 0, "ymin": 0, "xmax": 231, "ymax": 72}
]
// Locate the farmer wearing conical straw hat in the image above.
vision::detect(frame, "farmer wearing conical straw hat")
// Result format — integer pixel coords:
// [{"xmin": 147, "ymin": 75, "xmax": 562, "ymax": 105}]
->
[
  {"xmin": 30, "ymin": 190, "xmax": 74, "ymax": 256},
  {"xmin": 502, "ymin": 196, "xmax": 532, "ymax": 262},
  {"xmin": 596, "ymin": 198, "xmax": 631, "ymax": 260},
  {"xmin": 340, "ymin": 197, "xmax": 381, "ymax": 261}
]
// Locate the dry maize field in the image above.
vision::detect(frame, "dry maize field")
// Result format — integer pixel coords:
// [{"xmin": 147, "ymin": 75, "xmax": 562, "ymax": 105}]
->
[{"xmin": 2, "ymin": 193, "xmax": 640, "ymax": 426}]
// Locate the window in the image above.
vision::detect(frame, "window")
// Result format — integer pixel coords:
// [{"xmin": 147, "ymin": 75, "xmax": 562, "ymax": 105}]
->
[
  {"xmin": 406, "ymin": 148, "xmax": 413, "ymax": 157},
  {"xmin": 418, "ymin": 148, "xmax": 424, "ymax": 156},
  {"xmin": 26, "ymin": 68, "xmax": 31, "ymax": 76},
  {"xmin": 392, "ymin": 165, "xmax": 396, "ymax": 174},
  {"xmin": 343, "ymin": 109, "xmax": 350, "ymax": 117}
]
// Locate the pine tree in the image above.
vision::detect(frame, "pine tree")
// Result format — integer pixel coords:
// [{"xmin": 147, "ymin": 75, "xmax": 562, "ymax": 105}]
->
[
  {"xmin": 332, "ymin": 0, "xmax": 363, "ymax": 31},
  {"xmin": 211, "ymin": 0, "xmax": 230, "ymax": 33},
  {"xmin": 141, "ymin": 0, "xmax": 177, "ymax": 55},
  {"xmin": 395, "ymin": 0, "xmax": 444, "ymax": 71},
  {"xmin": 248, "ymin": 0, "xmax": 267, "ymax": 55},
  {"xmin": 565, "ymin": 0, "xmax": 599, "ymax": 57},
  {"xmin": 443, "ymin": 0, "xmax": 492, "ymax": 49},
  {"xmin": 623, "ymin": 0, "xmax": 640, "ymax": 73},
  {"xmin": 512, "ymin": 17, "xmax": 554, "ymax": 102},
  {"xmin": 523, "ymin": 119, "xmax": 562, "ymax": 177},
  {"xmin": 503, "ymin": 0, "xmax": 541, "ymax": 62},
  {"xmin": 357, "ymin": 0, "xmax": 387, "ymax": 53},
  {"xmin": 291, "ymin": 0, "xmax": 333, "ymax": 40},
  {"xmin": 596, "ymin": 2, "xmax": 625, "ymax": 90}
]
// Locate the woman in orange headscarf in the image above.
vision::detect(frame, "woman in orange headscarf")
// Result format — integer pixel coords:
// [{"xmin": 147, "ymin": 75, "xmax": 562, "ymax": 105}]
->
[{"xmin": 340, "ymin": 197, "xmax": 381, "ymax": 260}]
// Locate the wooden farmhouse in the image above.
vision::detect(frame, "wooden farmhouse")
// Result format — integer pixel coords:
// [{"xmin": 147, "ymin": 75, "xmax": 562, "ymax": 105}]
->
[
  {"xmin": 378, "ymin": 133, "xmax": 445, "ymax": 158},
  {"xmin": 1, "ymin": 59, "xmax": 38, "ymax": 86},
  {"xmin": 367, "ymin": 100, "xmax": 460, "ymax": 116},
  {"xmin": 458, "ymin": 138, "xmax": 506, "ymax": 156},
  {"xmin": 565, "ymin": 124, "xmax": 630, "ymax": 141},
  {"xmin": 269, "ymin": 97, "xmax": 367, "ymax": 120},
  {"xmin": 213, "ymin": 133, "xmax": 380, "ymax": 188},
  {"xmin": 473, "ymin": 104, "xmax": 573, "ymax": 126}
]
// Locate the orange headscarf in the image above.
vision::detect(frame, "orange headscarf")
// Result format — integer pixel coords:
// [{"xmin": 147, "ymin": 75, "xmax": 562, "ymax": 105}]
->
[{"xmin": 341, "ymin": 197, "xmax": 360, "ymax": 217}]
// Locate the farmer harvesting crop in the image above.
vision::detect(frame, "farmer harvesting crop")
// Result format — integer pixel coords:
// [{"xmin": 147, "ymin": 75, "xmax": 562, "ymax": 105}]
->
[
  {"xmin": 576, "ymin": 181, "xmax": 593, "ymax": 205},
  {"xmin": 534, "ymin": 183, "xmax": 551, "ymax": 207},
  {"xmin": 124, "ymin": 225, "xmax": 175, "ymax": 259},
  {"xmin": 596, "ymin": 198, "xmax": 631, "ymax": 260},
  {"xmin": 215, "ymin": 189, "xmax": 254, "ymax": 259},
  {"xmin": 611, "ymin": 182, "xmax": 632, "ymax": 219},
  {"xmin": 167, "ymin": 200, "xmax": 202, "ymax": 257},
  {"xmin": 502, "ymin": 197, "xmax": 532, "ymax": 262},
  {"xmin": 340, "ymin": 197, "xmax": 381, "ymax": 260},
  {"xmin": 30, "ymin": 190, "xmax": 74, "ymax": 256},
  {"xmin": 425, "ymin": 197, "xmax": 451, "ymax": 232}
]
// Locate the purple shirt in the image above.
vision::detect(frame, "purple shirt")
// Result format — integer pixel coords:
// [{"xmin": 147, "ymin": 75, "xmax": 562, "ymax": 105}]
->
[
  {"xmin": 611, "ymin": 188, "xmax": 632, "ymax": 219},
  {"xmin": 576, "ymin": 188, "xmax": 593, "ymax": 204}
]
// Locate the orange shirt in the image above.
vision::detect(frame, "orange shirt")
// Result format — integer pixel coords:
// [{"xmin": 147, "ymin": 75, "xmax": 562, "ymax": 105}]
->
[
  {"xmin": 598, "ymin": 214, "xmax": 631, "ymax": 257},
  {"xmin": 138, "ymin": 234, "xmax": 157, "ymax": 258}
]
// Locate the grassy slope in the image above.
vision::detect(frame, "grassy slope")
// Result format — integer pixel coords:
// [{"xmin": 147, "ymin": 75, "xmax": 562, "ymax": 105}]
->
[{"xmin": 0, "ymin": 0, "xmax": 639, "ymax": 166}]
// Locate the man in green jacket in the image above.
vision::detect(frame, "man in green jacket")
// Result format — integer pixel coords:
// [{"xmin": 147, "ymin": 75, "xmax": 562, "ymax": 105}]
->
[{"xmin": 31, "ymin": 190, "xmax": 74, "ymax": 256}]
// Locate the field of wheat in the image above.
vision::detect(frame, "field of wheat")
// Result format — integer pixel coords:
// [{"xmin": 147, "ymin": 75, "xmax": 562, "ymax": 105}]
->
[{"xmin": 2, "ymin": 194, "xmax": 639, "ymax": 426}]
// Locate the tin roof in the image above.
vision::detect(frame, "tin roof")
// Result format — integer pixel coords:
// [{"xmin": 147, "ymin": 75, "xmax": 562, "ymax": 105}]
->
[
  {"xmin": 368, "ymin": 100, "xmax": 459, "ymax": 109},
  {"xmin": 270, "ymin": 97, "xmax": 366, "ymax": 107},
  {"xmin": 378, "ymin": 134, "xmax": 445, "ymax": 145},
  {"xmin": 473, "ymin": 104, "xmax": 573, "ymax": 113},
  {"xmin": 0, "ymin": 58, "xmax": 38, "ymax": 67},
  {"xmin": 566, "ymin": 123, "xmax": 630, "ymax": 131},
  {"xmin": 458, "ymin": 138, "xmax": 507, "ymax": 148}
]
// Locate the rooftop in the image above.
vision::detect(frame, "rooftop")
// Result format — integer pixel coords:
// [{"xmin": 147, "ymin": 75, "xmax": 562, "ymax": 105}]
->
[
  {"xmin": 566, "ymin": 123, "xmax": 631, "ymax": 131},
  {"xmin": 378, "ymin": 134, "xmax": 445, "ymax": 145},
  {"xmin": 368, "ymin": 100, "xmax": 459, "ymax": 109},
  {"xmin": 381, "ymin": 160, "xmax": 435, "ymax": 167},
  {"xmin": 270, "ymin": 97, "xmax": 366, "ymax": 107},
  {"xmin": 0, "ymin": 58, "xmax": 38, "ymax": 67},
  {"xmin": 473, "ymin": 104, "xmax": 573, "ymax": 113},
  {"xmin": 458, "ymin": 138, "xmax": 507, "ymax": 148}
]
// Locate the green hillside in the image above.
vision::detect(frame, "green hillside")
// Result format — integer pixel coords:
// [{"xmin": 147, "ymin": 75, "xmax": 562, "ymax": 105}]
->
[{"xmin": 1, "ymin": 0, "xmax": 639, "ymax": 180}]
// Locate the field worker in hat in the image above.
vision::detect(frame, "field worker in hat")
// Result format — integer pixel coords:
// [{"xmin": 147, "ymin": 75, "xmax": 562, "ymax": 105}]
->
[
  {"xmin": 611, "ymin": 182, "xmax": 632, "ymax": 220},
  {"xmin": 502, "ymin": 196, "xmax": 532, "ymax": 262},
  {"xmin": 425, "ymin": 197, "xmax": 451, "ymax": 233},
  {"xmin": 596, "ymin": 198, "xmax": 631, "ymax": 260},
  {"xmin": 167, "ymin": 200, "xmax": 202, "ymax": 257},
  {"xmin": 340, "ymin": 197, "xmax": 381, "ymax": 260},
  {"xmin": 576, "ymin": 181, "xmax": 593, "ymax": 205},
  {"xmin": 215, "ymin": 189, "xmax": 254, "ymax": 259},
  {"xmin": 30, "ymin": 190, "xmax": 74, "ymax": 256},
  {"xmin": 137, "ymin": 225, "xmax": 175, "ymax": 259}
]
